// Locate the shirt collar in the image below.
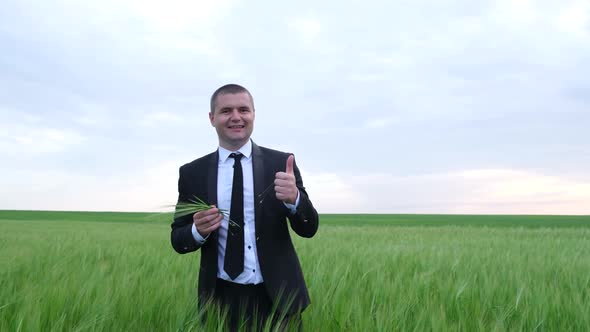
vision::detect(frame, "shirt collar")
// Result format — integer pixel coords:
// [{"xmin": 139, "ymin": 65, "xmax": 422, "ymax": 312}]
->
[{"xmin": 218, "ymin": 139, "xmax": 252, "ymax": 163}]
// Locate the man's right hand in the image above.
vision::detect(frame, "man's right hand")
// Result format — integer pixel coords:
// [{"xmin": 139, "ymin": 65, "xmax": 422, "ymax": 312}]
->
[{"xmin": 193, "ymin": 206, "xmax": 223, "ymax": 237}]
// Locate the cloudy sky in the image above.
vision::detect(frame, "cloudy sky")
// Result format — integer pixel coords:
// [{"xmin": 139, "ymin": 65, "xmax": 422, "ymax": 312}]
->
[{"xmin": 1, "ymin": 0, "xmax": 589, "ymax": 214}]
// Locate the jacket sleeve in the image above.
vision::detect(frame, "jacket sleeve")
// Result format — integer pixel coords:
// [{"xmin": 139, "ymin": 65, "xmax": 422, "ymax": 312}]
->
[
  {"xmin": 286, "ymin": 159, "xmax": 319, "ymax": 238},
  {"xmin": 170, "ymin": 166, "xmax": 203, "ymax": 254}
]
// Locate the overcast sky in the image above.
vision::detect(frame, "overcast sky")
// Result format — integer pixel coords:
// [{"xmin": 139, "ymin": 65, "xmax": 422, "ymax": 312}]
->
[{"xmin": 1, "ymin": 0, "xmax": 589, "ymax": 214}]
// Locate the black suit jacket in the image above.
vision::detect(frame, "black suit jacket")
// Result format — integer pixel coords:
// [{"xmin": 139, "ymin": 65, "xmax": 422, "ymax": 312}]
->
[{"xmin": 170, "ymin": 142, "xmax": 319, "ymax": 314}]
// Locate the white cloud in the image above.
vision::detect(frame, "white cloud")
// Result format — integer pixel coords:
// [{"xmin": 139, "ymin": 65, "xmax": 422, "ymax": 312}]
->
[
  {"xmin": 366, "ymin": 52, "xmax": 416, "ymax": 69},
  {"xmin": 2, "ymin": 0, "xmax": 235, "ymax": 58},
  {"xmin": 3, "ymin": 165, "xmax": 587, "ymax": 214},
  {"xmin": 23, "ymin": 113, "xmax": 42, "ymax": 123},
  {"xmin": 288, "ymin": 17, "xmax": 322, "ymax": 45},
  {"xmin": 302, "ymin": 171, "xmax": 365, "ymax": 212},
  {"xmin": 139, "ymin": 111, "xmax": 184, "ymax": 127},
  {"xmin": 449, "ymin": 169, "xmax": 590, "ymax": 214},
  {"xmin": 0, "ymin": 160, "xmax": 182, "ymax": 212},
  {"xmin": 122, "ymin": 0, "xmax": 234, "ymax": 32},
  {"xmin": 492, "ymin": 0, "xmax": 539, "ymax": 26},
  {"xmin": 362, "ymin": 116, "xmax": 399, "ymax": 129},
  {"xmin": 304, "ymin": 168, "xmax": 590, "ymax": 215},
  {"xmin": 120, "ymin": 0, "xmax": 235, "ymax": 54},
  {"xmin": 348, "ymin": 73, "xmax": 385, "ymax": 82},
  {"xmin": 0, "ymin": 124, "xmax": 86, "ymax": 154},
  {"xmin": 75, "ymin": 101, "xmax": 111, "ymax": 126},
  {"xmin": 554, "ymin": 0, "xmax": 590, "ymax": 36}
]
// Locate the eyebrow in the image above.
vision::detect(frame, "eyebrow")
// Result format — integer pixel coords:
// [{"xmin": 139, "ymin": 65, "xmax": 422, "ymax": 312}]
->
[{"xmin": 219, "ymin": 106, "xmax": 250, "ymax": 111}]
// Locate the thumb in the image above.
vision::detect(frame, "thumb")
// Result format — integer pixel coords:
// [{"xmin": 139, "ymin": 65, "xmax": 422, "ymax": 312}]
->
[{"xmin": 286, "ymin": 155, "xmax": 294, "ymax": 175}]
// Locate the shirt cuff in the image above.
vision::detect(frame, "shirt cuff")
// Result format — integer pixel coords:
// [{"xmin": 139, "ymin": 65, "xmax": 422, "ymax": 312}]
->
[
  {"xmin": 283, "ymin": 190, "xmax": 300, "ymax": 214},
  {"xmin": 191, "ymin": 223, "xmax": 207, "ymax": 244}
]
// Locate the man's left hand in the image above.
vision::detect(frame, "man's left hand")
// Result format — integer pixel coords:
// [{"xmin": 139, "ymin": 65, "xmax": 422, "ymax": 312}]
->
[{"xmin": 275, "ymin": 155, "xmax": 298, "ymax": 204}]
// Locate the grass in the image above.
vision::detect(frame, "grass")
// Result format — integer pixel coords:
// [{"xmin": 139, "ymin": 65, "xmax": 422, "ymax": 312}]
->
[{"xmin": 1, "ymin": 211, "xmax": 589, "ymax": 331}]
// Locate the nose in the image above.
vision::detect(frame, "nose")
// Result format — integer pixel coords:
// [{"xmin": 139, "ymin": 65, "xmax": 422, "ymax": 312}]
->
[{"xmin": 229, "ymin": 109, "xmax": 241, "ymax": 121}]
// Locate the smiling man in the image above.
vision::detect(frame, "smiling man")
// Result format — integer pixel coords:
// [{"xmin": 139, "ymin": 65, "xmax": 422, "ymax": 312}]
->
[{"xmin": 171, "ymin": 84, "xmax": 319, "ymax": 330}]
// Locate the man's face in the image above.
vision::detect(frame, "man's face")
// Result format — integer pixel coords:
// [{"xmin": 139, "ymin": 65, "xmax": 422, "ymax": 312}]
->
[{"xmin": 209, "ymin": 92, "xmax": 255, "ymax": 150}]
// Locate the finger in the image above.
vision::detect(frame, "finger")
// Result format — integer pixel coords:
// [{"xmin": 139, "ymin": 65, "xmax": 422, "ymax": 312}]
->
[
  {"xmin": 194, "ymin": 207, "xmax": 218, "ymax": 219},
  {"xmin": 205, "ymin": 213, "xmax": 223, "ymax": 226},
  {"xmin": 275, "ymin": 185, "xmax": 295, "ymax": 196},
  {"xmin": 199, "ymin": 216, "xmax": 223, "ymax": 229},
  {"xmin": 275, "ymin": 172, "xmax": 295, "ymax": 181},
  {"xmin": 195, "ymin": 217, "xmax": 208, "ymax": 227},
  {"xmin": 275, "ymin": 175, "xmax": 295, "ymax": 184},
  {"xmin": 203, "ymin": 220, "xmax": 221, "ymax": 233},
  {"xmin": 274, "ymin": 186, "xmax": 285, "ymax": 196},
  {"xmin": 205, "ymin": 206, "xmax": 219, "ymax": 215},
  {"xmin": 286, "ymin": 155, "xmax": 294, "ymax": 175},
  {"xmin": 274, "ymin": 178, "xmax": 292, "ymax": 187},
  {"xmin": 197, "ymin": 214, "xmax": 221, "ymax": 232},
  {"xmin": 195, "ymin": 210, "xmax": 220, "ymax": 226},
  {"xmin": 193, "ymin": 211, "xmax": 203, "ymax": 223}
]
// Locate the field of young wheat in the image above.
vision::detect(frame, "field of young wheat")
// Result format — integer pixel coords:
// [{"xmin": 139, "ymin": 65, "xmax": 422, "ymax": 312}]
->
[{"xmin": 1, "ymin": 211, "xmax": 589, "ymax": 331}]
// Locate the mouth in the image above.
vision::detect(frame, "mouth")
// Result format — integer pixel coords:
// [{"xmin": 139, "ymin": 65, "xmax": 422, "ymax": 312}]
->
[{"xmin": 228, "ymin": 125, "xmax": 245, "ymax": 129}]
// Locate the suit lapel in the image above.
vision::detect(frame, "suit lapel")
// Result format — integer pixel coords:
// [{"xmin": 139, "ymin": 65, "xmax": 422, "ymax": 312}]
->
[
  {"xmin": 207, "ymin": 149, "xmax": 219, "ymax": 240},
  {"xmin": 252, "ymin": 141, "xmax": 265, "ymax": 233},
  {"xmin": 207, "ymin": 150, "xmax": 219, "ymax": 206}
]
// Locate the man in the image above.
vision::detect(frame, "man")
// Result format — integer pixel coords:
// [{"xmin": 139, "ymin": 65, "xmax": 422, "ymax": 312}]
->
[{"xmin": 171, "ymin": 84, "xmax": 319, "ymax": 330}]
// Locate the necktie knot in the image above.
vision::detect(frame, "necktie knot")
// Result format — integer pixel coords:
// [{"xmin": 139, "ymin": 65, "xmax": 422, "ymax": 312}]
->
[{"xmin": 230, "ymin": 152, "xmax": 243, "ymax": 162}]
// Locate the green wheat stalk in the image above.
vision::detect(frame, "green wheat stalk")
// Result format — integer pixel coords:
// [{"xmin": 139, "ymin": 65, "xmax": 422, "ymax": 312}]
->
[{"xmin": 168, "ymin": 195, "xmax": 240, "ymax": 228}]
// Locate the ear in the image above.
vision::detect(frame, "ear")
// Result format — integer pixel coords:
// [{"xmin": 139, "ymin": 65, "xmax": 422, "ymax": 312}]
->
[{"xmin": 209, "ymin": 112, "xmax": 214, "ymax": 126}]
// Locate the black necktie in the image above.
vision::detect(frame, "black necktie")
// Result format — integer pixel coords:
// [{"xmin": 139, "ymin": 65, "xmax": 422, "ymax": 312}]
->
[{"xmin": 224, "ymin": 152, "xmax": 244, "ymax": 279}]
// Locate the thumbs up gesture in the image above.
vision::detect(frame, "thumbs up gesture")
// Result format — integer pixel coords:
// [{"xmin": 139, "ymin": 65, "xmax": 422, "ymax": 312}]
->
[{"xmin": 275, "ymin": 155, "xmax": 298, "ymax": 204}]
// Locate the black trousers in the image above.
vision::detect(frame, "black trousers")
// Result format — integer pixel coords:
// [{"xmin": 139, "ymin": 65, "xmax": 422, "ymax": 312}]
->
[{"xmin": 213, "ymin": 278, "xmax": 302, "ymax": 331}]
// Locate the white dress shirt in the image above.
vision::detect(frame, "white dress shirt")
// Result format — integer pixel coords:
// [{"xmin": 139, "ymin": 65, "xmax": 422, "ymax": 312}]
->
[{"xmin": 191, "ymin": 140, "xmax": 299, "ymax": 284}]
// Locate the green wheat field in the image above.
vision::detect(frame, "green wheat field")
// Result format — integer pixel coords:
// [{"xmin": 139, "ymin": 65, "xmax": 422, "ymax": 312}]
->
[{"xmin": 1, "ymin": 211, "xmax": 589, "ymax": 331}]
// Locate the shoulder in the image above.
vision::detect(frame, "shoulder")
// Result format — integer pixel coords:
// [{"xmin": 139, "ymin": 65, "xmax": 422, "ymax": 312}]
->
[
  {"xmin": 179, "ymin": 151, "xmax": 217, "ymax": 173},
  {"xmin": 257, "ymin": 145, "xmax": 292, "ymax": 160},
  {"xmin": 255, "ymin": 144, "xmax": 297, "ymax": 173}
]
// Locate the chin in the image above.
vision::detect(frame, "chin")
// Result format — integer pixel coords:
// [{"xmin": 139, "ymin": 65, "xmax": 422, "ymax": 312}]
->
[{"xmin": 228, "ymin": 137, "xmax": 248, "ymax": 146}]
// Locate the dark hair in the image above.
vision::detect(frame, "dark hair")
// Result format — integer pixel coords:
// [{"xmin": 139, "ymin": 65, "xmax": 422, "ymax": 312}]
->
[{"xmin": 210, "ymin": 84, "xmax": 254, "ymax": 113}]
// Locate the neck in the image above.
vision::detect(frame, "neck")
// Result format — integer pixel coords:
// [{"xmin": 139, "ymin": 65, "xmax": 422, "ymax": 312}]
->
[{"xmin": 219, "ymin": 139, "xmax": 250, "ymax": 152}]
